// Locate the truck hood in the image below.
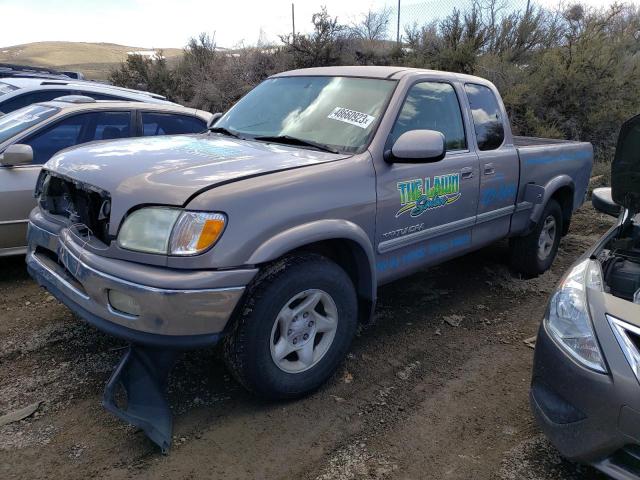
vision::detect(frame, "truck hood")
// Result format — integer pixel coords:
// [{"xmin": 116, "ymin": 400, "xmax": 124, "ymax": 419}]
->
[
  {"xmin": 612, "ymin": 113, "xmax": 640, "ymax": 215},
  {"xmin": 44, "ymin": 134, "xmax": 347, "ymax": 226}
]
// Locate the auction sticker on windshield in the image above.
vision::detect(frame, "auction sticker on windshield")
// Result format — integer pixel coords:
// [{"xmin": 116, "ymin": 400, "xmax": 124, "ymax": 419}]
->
[{"xmin": 328, "ymin": 107, "xmax": 376, "ymax": 129}]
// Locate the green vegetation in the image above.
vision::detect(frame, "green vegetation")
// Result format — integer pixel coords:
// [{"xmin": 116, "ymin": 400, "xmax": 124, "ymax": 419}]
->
[{"xmin": 109, "ymin": 2, "xmax": 640, "ymax": 164}]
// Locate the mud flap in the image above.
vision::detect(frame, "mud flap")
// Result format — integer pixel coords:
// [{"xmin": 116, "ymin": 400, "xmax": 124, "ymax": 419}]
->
[{"xmin": 102, "ymin": 345, "xmax": 180, "ymax": 454}]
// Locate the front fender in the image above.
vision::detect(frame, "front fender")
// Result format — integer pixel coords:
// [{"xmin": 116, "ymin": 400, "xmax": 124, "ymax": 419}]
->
[{"xmin": 247, "ymin": 219, "xmax": 377, "ymax": 301}]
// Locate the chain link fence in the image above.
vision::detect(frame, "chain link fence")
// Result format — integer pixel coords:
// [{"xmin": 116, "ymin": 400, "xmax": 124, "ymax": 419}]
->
[
  {"xmin": 389, "ymin": 0, "xmax": 534, "ymax": 41},
  {"xmin": 285, "ymin": 1, "xmax": 541, "ymax": 44}
]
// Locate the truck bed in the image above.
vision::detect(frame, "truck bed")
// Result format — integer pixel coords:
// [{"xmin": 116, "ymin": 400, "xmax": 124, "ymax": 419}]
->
[
  {"xmin": 513, "ymin": 135, "xmax": 581, "ymax": 148},
  {"xmin": 514, "ymin": 135, "xmax": 593, "ymax": 212}
]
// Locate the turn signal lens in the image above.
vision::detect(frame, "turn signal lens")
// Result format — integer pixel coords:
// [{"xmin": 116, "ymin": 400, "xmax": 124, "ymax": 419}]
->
[
  {"xmin": 197, "ymin": 218, "xmax": 225, "ymax": 250},
  {"xmin": 169, "ymin": 212, "xmax": 226, "ymax": 255}
]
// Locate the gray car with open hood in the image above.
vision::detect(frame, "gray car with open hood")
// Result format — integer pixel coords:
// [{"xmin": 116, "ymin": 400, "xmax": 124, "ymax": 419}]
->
[
  {"xmin": 25, "ymin": 66, "xmax": 593, "ymax": 452},
  {"xmin": 532, "ymin": 113, "xmax": 640, "ymax": 479}
]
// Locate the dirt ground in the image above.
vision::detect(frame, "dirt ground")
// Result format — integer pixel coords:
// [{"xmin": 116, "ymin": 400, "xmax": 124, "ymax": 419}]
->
[{"xmin": 0, "ymin": 205, "xmax": 616, "ymax": 480}]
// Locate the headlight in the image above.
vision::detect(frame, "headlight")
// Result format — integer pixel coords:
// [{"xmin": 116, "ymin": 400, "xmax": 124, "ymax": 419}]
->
[
  {"xmin": 545, "ymin": 259, "xmax": 607, "ymax": 373},
  {"xmin": 118, "ymin": 207, "xmax": 226, "ymax": 255}
]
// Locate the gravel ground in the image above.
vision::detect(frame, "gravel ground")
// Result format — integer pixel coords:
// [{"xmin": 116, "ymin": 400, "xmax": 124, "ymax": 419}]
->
[{"xmin": 0, "ymin": 204, "xmax": 615, "ymax": 479}]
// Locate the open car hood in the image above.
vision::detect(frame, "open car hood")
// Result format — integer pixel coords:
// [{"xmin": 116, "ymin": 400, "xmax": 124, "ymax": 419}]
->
[{"xmin": 612, "ymin": 114, "xmax": 640, "ymax": 215}]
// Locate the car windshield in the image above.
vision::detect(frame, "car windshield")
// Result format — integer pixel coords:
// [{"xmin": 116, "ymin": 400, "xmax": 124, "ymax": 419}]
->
[
  {"xmin": 215, "ymin": 76, "xmax": 397, "ymax": 153},
  {"xmin": 0, "ymin": 81, "xmax": 18, "ymax": 97},
  {"xmin": 0, "ymin": 104, "xmax": 59, "ymax": 144}
]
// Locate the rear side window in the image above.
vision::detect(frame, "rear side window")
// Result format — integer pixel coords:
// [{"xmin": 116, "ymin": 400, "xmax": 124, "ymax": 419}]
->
[
  {"xmin": 23, "ymin": 111, "xmax": 132, "ymax": 164},
  {"xmin": 389, "ymin": 82, "xmax": 466, "ymax": 151},
  {"xmin": 90, "ymin": 111, "xmax": 132, "ymax": 140},
  {"xmin": 0, "ymin": 89, "xmax": 72, "ymax": 114},
  {"xmin": 141, "ymin": 112, "xmax": 207, "ymax": 136},
  {"xmin": 78, "ymin": 91, "xmax": 127, "ymax": 101},
  {"xmin": 464, "ymin": 84, "xmax": 505, "ymax": 151}
]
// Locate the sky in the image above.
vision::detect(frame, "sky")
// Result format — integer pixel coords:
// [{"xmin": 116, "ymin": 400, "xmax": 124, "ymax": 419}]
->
[{"xmin": 0, "ymin": 0, "xmax": 627, "ymax": 49}]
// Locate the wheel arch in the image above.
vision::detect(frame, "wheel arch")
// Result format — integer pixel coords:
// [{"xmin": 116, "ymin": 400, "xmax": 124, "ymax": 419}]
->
[
  {"xmin": 530, "ymin": 175, "xmax": 575, "ymax": 234},
  {"xmin": 247, "ymin": 220, "xmax": 377, "ymax": 323}
]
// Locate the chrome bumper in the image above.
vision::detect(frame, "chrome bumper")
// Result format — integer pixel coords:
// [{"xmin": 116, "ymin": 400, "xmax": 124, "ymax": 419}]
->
[{"xmin": 27, "ymin": 219, "xmax": 252, "ymax": 347}]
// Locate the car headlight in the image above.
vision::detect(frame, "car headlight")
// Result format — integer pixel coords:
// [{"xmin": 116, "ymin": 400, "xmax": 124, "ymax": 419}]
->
[
  {"xmin": 118, "ymin": 207, "xmax": 226, "ymax": 255},
  {"xmin": 545, "ymin": 258, "xmax": 607, "ymax": 373}
]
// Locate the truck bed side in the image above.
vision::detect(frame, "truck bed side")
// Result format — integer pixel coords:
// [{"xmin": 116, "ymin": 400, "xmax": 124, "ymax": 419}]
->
[{"xmin": 510, "ymin": 136, "xmax": 593, "ymax": 235}]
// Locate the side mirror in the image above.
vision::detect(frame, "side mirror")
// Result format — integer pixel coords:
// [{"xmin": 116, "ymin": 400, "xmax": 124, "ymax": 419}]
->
[
  {"xmin": 385, "ymin": 130, "xmax": 446, "ymax": 163},
  {"xmin": 207, "ymin": 112, "xmax": 223, "ymax": 129},
  {"xmin": 0, "ymin": 144, "xmax": 33, "ymax": 166},
  {"xmin": 592, "ymin": 187, "xmax": 621, "ymax": 217}
]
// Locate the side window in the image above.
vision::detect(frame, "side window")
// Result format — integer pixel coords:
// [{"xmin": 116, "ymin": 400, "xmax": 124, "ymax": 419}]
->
[
  {"xmin": 23, "ymin": 114, "xmax": 88, "ymax": 164},
  {"xmin": 0, "ymin": 89, "xmax": 72, "ymax": 114},
  {"xmin": 22, "ymin": 111, "xmax": 131, "ymax": 164},
  {"xmin": 89, "ymin": 111, "xmax": 132, "ymax": 141},
  {"xmin": 464, "ymin": 84, "xmax": 505, "ymax": 151},
  {"xmin": 389, "ymin": 82, "xmax": 466, "ymax": 151},
  {"xmin": 141, "ymin": 112, "xmax": 207, "ymax": 136}
]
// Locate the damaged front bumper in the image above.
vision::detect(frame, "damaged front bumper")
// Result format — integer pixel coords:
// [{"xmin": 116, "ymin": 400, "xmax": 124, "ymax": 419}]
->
[
  {"xmin": 26, "ymin": 209, "xmax": 256, "ymax": 452},
  {"xmin": 27, "ymin": 210, "xmax": 254, "ymax": 346}
]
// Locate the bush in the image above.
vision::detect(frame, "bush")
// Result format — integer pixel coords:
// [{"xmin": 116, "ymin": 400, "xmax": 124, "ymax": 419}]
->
[{"xmin": 109, "ymin": 2, "xmax": 640, "ymax": 165}]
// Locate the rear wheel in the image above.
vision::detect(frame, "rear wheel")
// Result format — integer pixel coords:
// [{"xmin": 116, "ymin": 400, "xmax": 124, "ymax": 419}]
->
[
  {"xmin": 510, "ymin": 199, "xmax": 563, "ymax": 277},
  {"xmin": 223, "ymin": 254, "xmax": 357, "ymax": 399}
]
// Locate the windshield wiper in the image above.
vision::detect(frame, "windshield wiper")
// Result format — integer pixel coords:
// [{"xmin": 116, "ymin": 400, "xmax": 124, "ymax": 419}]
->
[
  {"xmin": 208, "ymin": 126, "xmax": 242, "ymax": 139},
  {"xmin": 253, "ymin": 135, "xmax": 340, "ymax": 154}
]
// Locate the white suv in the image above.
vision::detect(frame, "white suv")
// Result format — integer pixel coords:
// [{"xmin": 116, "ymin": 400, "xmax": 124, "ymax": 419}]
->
[{"xmin": 0, "ymin": 77, "xmax": 176, "ymax": 114}]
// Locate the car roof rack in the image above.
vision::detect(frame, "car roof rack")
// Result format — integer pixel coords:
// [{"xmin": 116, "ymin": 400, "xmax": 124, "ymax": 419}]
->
[
  {"xmin": 0, "ymin": 63, "xmax": 71, "ymax": 80},
  {"xmin": 38, "ymin": 80, "xmax": 167, "ymax": 100}
]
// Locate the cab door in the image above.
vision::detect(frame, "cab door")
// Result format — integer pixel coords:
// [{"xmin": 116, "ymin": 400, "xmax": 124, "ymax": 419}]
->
[
  {"xmin": 464, "ymin": 83, "xmax": 519, "ymax": 248},
  {"xmin": 374, "ymin": 81, "xmax": 479, "ymax": 283}
]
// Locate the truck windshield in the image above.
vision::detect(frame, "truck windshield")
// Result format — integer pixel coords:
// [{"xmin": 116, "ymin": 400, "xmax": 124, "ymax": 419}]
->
[
  {"xmin": 0, "ymin": 104, "xmax": 59, "ymax": 144},
  {"xmin": 215, "ymin": 76, "xmax": 396, "ymax": 153}
]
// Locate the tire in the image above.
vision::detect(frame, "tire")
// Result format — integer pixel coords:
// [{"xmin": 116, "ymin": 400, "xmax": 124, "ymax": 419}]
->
[
  {"xmin": 223, "ymin": 253, "xmax": 358, "ymax": 400},
  {"xmin": 510, "ymin": 199, "xmax": 563, "ymax": 278}
]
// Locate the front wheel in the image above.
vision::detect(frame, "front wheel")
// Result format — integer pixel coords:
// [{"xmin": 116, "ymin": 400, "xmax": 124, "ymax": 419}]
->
[
  {"xmin": 223, "ymin": 254, "xmax": 357, "ymax": 400},
  {"xmin": 510, "ymin": 199, "xmax": 563, "ymax": 278}
]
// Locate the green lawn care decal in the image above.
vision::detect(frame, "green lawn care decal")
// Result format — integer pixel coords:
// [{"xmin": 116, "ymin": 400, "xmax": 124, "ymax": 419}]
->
[{"xmin": 396, "ymin": 173, "xmax": 461, "ymax": 217}]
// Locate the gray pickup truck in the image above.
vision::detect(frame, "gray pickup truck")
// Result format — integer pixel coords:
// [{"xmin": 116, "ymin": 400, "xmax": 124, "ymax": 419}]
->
[{"xmin": 26, "ymin": 66, "xmax": 592, "ymax": 451}]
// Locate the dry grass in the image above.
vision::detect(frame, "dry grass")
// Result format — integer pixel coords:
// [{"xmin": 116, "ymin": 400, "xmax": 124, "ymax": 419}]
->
[{"xmin": 0, "ymin": 42, "xmax": 183, "ymax": 80}]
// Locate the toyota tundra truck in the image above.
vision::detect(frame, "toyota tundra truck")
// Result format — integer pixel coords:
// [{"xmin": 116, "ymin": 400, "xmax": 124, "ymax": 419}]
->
[{"xmin": 25, "ymin": 66, "xmax": 593, "ymax": 451}]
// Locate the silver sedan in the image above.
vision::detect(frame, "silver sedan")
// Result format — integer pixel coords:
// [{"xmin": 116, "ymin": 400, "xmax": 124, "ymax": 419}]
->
[{"xmin": 0, "ymin": 96, "xmax": 212, "ymax": 255}]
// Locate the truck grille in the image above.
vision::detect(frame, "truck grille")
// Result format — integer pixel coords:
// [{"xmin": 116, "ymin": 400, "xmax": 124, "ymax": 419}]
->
[{"xmin": 37, "ymin": 171, "xmax": 112, "ymax": 244}]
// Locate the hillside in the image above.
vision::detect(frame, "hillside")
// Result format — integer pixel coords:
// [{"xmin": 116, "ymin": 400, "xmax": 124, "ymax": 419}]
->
[{"xmin": 0, "ymin": 41, "xmax": 183, "ymax": 80}]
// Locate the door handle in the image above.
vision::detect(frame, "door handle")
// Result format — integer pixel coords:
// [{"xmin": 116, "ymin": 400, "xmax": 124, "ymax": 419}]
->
[
  {"xmin": 483, "ymin": 163, "xmax": 495, "ymax": 175},
  {"xmin": 460, "ymin": 167, "xmax": 474, "ymax": 179}
]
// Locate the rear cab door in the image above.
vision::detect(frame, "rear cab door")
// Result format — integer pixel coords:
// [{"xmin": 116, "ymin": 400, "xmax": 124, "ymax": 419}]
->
[
  {"xmin": 372, "ymin": 75, "xmax": 480, "ymax": 283},
  {"xmin": 463, "ymin": 83, "xmax": 520, "ymax": 248}
]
